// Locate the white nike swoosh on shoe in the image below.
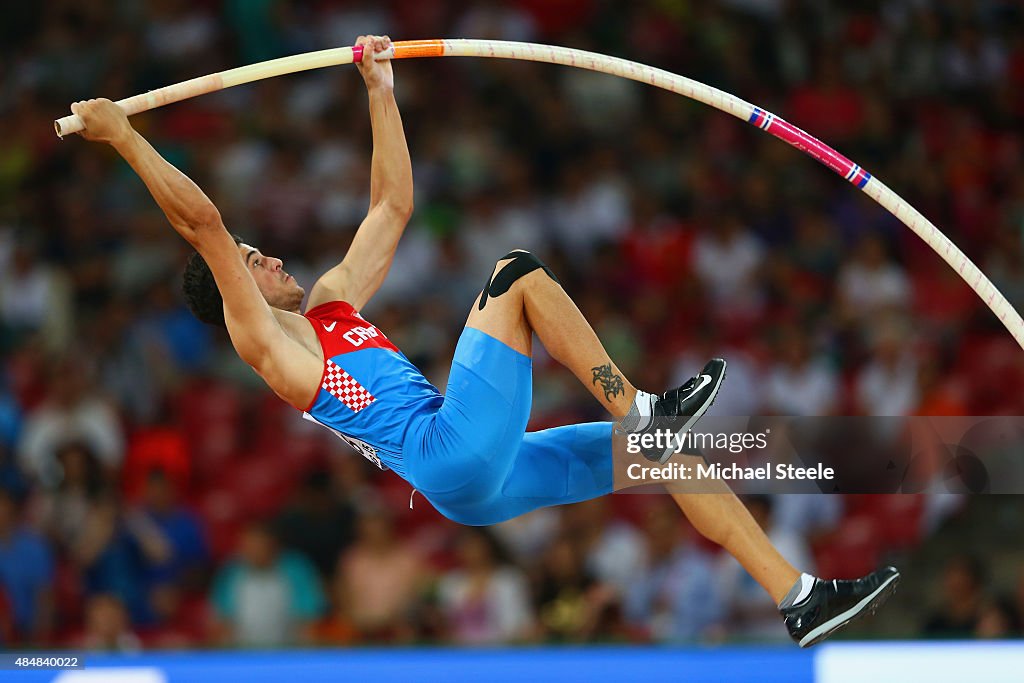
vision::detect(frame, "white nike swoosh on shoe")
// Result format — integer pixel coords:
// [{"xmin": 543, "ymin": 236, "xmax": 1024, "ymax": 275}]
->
[
  {"xmin": 655, "ymin": 369, "xmax": 725, "ymax": 464},
  {"xmin": 798, "ymin": 572, "xmax": 900, "ymax": 647},
  {"xmin": 681, "ymin": 373, "xmax": 712, "ymax": 397},
  {"xmin": 323, "ymin": 321, "xmax": 337, "ymax": 332}
]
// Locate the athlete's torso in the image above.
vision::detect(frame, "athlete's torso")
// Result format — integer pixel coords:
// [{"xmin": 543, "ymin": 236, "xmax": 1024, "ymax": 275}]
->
[{"xmin": 297, "ymin": 300, "xmax": 443, "ymax": 477}]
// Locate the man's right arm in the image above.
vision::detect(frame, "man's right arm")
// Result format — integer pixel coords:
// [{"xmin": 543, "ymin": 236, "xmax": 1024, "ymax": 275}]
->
[
  {"xmin": 72, "ymin": 99, "xmax": 322, "ymax": 408},
  {"xmin": 107, "ymin": 127, "xmax": 275, "ymax": 351},
  {"xmin": 111, "ymin": 129, "xmax": 222, "ymax": 245},
  {"xmin": 69, "ymin": 98, "xmax": 222, "ymax": 247}
]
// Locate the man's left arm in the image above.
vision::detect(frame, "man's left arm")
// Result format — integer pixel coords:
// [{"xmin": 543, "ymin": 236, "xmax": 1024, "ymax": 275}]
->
[{"xmin": 307, "ymin": 35, "xmax": 413, "ymax": 312}]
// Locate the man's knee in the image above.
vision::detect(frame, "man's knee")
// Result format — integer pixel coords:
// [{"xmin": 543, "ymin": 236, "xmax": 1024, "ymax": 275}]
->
[{"xmin": 478, "ymin": 250, "xmax": 560, "ymax": 311}]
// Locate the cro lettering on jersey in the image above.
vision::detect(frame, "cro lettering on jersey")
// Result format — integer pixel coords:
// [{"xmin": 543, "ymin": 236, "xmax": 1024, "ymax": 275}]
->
[{"xmin": 342, "ymin": 324, "xmax": 381, "ymax": 347}]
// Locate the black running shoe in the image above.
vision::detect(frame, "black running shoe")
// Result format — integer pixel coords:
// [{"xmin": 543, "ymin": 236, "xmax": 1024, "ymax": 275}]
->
[
  {"xmin": 781, "ymin": 566, "xmax": 901, "ymax": 648},
  {"xmin": 638, "ymin": 358, "xmax": 727, "ymax": 464}
]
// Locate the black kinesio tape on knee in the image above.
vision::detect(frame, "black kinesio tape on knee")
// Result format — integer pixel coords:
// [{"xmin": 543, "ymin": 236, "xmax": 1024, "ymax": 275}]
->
[{"xmin": 478, "ymin": 251, "xmax": 560, "ymax": 310}]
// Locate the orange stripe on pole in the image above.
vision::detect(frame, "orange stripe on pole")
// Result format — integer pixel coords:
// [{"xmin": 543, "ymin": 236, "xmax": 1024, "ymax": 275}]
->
[{"xmin": 392, "ymin": 40, "xmax": 445, "ymax": 59}]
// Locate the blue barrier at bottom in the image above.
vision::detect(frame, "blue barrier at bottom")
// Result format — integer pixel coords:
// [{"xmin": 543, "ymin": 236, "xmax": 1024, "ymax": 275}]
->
[
  {"xmin": 10, "ymin": 642, "xmax": 1024, "ymax": 682},
  {"xmin": 3, "ymin": 647, "xmax": 813, "ymax": 683}
]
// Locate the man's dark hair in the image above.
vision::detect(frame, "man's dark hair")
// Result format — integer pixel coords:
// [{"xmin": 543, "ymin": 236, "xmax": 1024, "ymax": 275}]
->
[{"xmin": 182, "ymin": 234, "xmax": 244, "ymax": 326}]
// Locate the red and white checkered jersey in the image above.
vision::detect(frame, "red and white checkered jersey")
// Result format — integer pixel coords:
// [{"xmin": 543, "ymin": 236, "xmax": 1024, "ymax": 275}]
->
[{"xmin": 300, "ymin": 300, "xmax": 443, "ymax": 477}]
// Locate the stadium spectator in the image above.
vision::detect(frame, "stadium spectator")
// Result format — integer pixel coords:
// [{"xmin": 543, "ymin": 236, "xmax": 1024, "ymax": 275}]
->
[
  {"xmin": 0, "ymin": 236, "xmax": 73, "ymax": 352},
  {"xmin": 0, "ymin": 443, "xmax": 28, "ymax": 509},
  {"xmin": 76, "ymin": 593, "xmax": 142, "ymax": 652},
  {"xmin": 492, "ymin": 508, "xmax": 560, "ymax": 566},
  {"xmin": 560, "ymin": 499, "xmax": 645, "ymax": 597},
  {"xmin": 922, "ymin": 555, "xmax": 987, "ymax": 639},
  {"xmin": 789, "ymin": 208, "xmax": 842, "ymax": 284},
  {"xmin": 0, "ymin": 489, "xmax": 54, "ymax": 643},
  {"xmin": 0, "ymin": 377, "xmax": 22, "ymax": 452},
  {"xmin": 532, "ymin": 535, "xmax": 621, "ymax": 642},
  {"xmin": 134, "ymin": 276, "xmax": 216, "ymax": 373},
  {"xmin": 144, "ymin": 0, "xmax": 219, "ymax": 66},
  {"xmin": 33, "ymin": 441, "xmax": 103, "ymax": 549},
  {"xmin": 941, "ymin": 23, "xmax": 1007, "ymax": 93},
  {"xmin": 855, "ymin": 317, "xmax": 920, "ymax": 416},
  {"xmin": 437, "ymin": 528, "xmax": 534, "ymax": 645},
  {"xmin": 72, "ymin": 491, "xmax": 161, "ymax": 625},
  {"xmin": 974, "ymin": 596, "xmax": 1021, "ymax": 639},
  {"xmin": 274, "ymin": 469, "xmax": 356, "ymax": 579},
  {"xmin": 0, "ymin": 588, "xmax": 13, "ymax": 645},
  {"xmin": 785, "ymin": 53, "xmax": 865, "ymax": 143},
  {"xmin": 211, "ymin": 522, "xmax": 325, "ymax": 647},
  {"xmin": 770, "ymin": 495, "xmax": 843, "ymax": 542},
  {"xmin": 85, "ymin": 297, "xmax": 164, "ymax": 425},
  {"xmin": 17, "ymin": 358, "xmax": 124, "ymax": 488},
  {"xmin": 134, "ymin": 468, "xmax": 208, "ymax": 613},
  {"xmin": 763, "ymin": 325, "xmax": 839, "ymax": 416},
  {"xmin": 913, "ymin": 353, "xmax": 969, "ymax": 416},
  {"xmin": 336, "ymin": 509, "xmax": 426, "ymax": 642},
  {"xmin": 311, "ymin": 570, "xmax": 360, "ymax": 646},
  {"xmin": 549, "ymin": 159, "xmax": 631, "ymax": 256},
  {"xmin": 625, "ymin": 501, "xmax": 723, "ymax": 642},
  {"xmin": 454, "ymin": 2, "xmax": 537, "ymax": 43},
  {"xmin": 691, "ymin": 210, "xmax": 766, "ymax": 322},
  {"xmin": 457, "ymin": 186, "xmax": 547, "ymax": 286},
  {"xmin": 838, "ymin": 235, "xmax": 911, "ymax": 320}
]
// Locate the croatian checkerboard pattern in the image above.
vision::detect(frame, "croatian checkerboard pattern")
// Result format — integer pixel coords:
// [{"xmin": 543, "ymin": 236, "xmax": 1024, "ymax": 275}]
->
[{"xmin": 323, "ymin": 359, "xmax": 375, "ymax": 412}]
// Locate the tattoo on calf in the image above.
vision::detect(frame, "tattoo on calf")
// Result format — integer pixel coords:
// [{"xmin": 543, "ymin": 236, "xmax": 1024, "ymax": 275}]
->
[{"xmin": 591, "ymin": 363, "xmax": 625, "ymax": 402}]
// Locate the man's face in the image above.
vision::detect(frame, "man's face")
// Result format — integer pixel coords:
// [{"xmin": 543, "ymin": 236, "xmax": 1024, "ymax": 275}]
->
[
  {"xmin": 240, "ymin": 527, "xmax": 277, "ymax": 569},
  {"xmin": 238, "ymin": 243, "xmax": 305, "ymax": 312}
]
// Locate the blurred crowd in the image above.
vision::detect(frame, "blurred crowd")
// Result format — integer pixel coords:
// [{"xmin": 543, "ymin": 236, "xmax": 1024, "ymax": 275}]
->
[{"xmin": 2, "ymin": 0, "xmax": 1024, "ymax": 650}]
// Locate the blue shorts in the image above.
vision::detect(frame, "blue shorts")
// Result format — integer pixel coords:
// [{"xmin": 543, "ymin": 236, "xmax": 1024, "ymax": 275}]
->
[{"xmin": 403, "ymin": 327, "xmax": 614, "ymax": 525}]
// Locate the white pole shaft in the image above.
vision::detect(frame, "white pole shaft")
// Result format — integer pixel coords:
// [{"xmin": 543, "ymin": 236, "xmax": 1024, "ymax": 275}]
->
[{"xmin": 52, "ymin": 38, "xmax": 1024, "ymax": 350}]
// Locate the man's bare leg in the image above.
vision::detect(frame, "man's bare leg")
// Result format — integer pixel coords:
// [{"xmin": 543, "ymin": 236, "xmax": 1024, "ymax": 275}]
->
[
  {"xmin": 669, "ymin": 487, "xmax": 900, "ymax": 647},
  {"xmin": 463, "ymin": 251, "xmax": 898, "ymax": 645},
  {"xmin": 455, "ymin": 250, "xmax": 899, "ymax": 646},
  {"xmin": 466, "ymin": 252, "xmax": 798, "ymax": 599},
  {"xmin": 610, "ymin": 441, "xmax": 801, "ymax": 604},
  {"xmin": 465, "ymin": 250, "xmax": 639, "ymax": 417},
  {"xmin": 464, "ymin": 249, "xmax": 802, "ymax": 600},
  {"xmin": 465, "ymin": 250, "xmax": 723, "ymax": 466},
  {"xmin": 671, "ymin": 490, "xmax": 800, "ymax": 603}
]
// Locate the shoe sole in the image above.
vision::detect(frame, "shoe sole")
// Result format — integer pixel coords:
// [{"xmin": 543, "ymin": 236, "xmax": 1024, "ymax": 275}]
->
[
  {"xmin": 656, "ymin": 364, "xmax": 727, "ymax": 464},
  {"xmin": 798, "ymin": 571, "xmax": 901, "ymax": 648}
]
